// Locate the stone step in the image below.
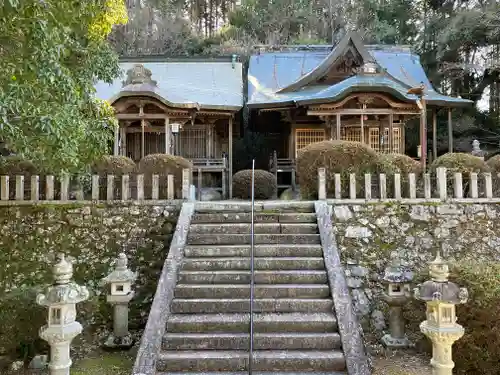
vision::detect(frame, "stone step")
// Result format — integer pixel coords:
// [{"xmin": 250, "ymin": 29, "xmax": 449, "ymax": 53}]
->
[
  {"xmin": 162, "ymin": 332, "xmax": 341, "ymax": 350},
  {"xmin": 178, "ymin": 270, "xmax": 328, "ymax": 284},
  {"xmin": 194, "ymin": 201, "xmax": 315, "ymax": 213},
  {"xmin": 170, "ymin": 298, "xmax": 334, "ymax": 313},
  {"xmin": 160, "ymin": 372, "xmax": 346, "ymax": 375},
  {"xmin": 181, "ymin": 257, "xmax": 325, "ymax": 271},
  {"xmin": 174, "ymin": 284, "xmax": 330, "ymax": 299},
  {"xmin": 187, "ymin": 234, "xmax": 321, "ymax": 245},
  {"xmin": 191, "ymin": 212, "xmax": 317, "ymax": 224},
  {"xmin": 189, "ymin": 223, "xmax": 318, "ymax": 235},
  {"xmin": 166, "ymin": 313, "xmax": 337, "ymax": 333},
  {"xmin": 183, "ymin": 244, "xmax": 323, "ymax": 258},
  {"xmin": 157, "ymin": 350, "xmax": 346, "ymax": 372}
]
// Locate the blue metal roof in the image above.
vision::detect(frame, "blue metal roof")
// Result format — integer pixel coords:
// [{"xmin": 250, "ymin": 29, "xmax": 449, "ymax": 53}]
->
[
  {"xmin": 248, "ymin": 45, "xmax": 473, "ymax": 108},
  {"xmin": 94, "ymin": 61, "xmax": 244, "ymax": 110}
]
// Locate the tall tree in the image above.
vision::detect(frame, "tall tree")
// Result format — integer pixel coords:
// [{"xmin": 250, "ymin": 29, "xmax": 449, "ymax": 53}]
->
[{"xmin": 0, "ymin": 0, "xmax": 127, "ymax": 172}]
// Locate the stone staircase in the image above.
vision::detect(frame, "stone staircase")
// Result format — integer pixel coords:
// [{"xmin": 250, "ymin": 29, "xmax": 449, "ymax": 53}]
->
[{"xmin": 157, "ymin": 203, "xmax": 349, "ymax": 374}]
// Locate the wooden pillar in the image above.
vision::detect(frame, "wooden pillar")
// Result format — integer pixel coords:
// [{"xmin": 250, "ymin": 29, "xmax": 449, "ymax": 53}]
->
[
  {"xmin": 328, "ymin": 116, "xmax": 333, "ymax": 140},
  {"xmin": 336, "ymin": 113, "xmax": 341, "ymax": 140},
  {"xmin": 164, "ymin": 117, "xmax": 170, "ymax": 154},
  {"xmin": 432, "ymin": 109, "xmax": 437, "ymax": 160},
  {"xmin": 448, "ymin": 108, "xmax": 453, "ymax": 152},
  {"xmin": 207, "ymin": 123, "xmax": 214, "ymax": 158},
  {"xmin": 360, "ymin": 113, "xmax": 365, "ymax": 144},
  {"xmin": 388, "ymin": 112, "xmax": 394, "ymax": 153},
  {"xmin": 420, "ymin": 99, "xmax": 427, "ymax": 170},
  {"xmin": 141, "ymin": 119, "xmax": 145, "ymax": 159},
  {"xmin": 113, "ymin": 124, "xmax": 119, "ymax": 156},
  {"xmin": 378, "ymin": 116, "xmax": 384, "ymax": 152},
  {"xmin": 228, "ymin": 116, "xmax": 233, "ymax": 199}
]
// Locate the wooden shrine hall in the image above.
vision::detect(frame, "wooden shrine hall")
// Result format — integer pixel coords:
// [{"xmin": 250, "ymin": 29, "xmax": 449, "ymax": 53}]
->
[
  {"xmin": 94, "ymin": 58, "xmax": 243, "ymax": 198},
  {"xmin": 247, "ymin": 31, "xmax": 473, "ymax": 190}
]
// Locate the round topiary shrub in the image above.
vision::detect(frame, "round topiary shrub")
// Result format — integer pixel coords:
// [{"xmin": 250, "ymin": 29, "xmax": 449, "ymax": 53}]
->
[
  {"xmin": 91, "ymin": 155, "xmax": 136, "ymax": 176},
  {"xmin": 232, "ymin": 169, "xmax": 277, "ymax": 200},
  {"xmin": 378, "ymin": 153, "xmax": 422, "ymax": 175},
  {"xmin": 430, "ymin": 152, "xmax": 490, "ymax": 174},
  {"xmin": 430, "ymin": 153, "xmax": 490, "ymax": 198},
  {"xmin": 296, "ymin": 140, "xmax": 384, "ymax": 199},
  {"xmin": 486, "ymin": 154, "xmax": 500, "ymax": 172},
  {"xmin": 378, "ymin": 153, "xmax": 423, "ymax": 196},
  {"xmin": 450, "ymin": 261, "xmax": 500, "ymax": 375},
  {"xmin": 137, "ymin": 154, "xmax": 192, "ymax": 199},
  {"xmin": 0, "ymin": 156, "xmax": 39, "ymax": 176}
]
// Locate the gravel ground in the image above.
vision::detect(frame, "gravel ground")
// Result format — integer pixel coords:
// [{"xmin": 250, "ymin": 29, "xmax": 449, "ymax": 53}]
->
[{"xmin": 373, "ymin": 350, "xmax": 432, "ymax": 375}]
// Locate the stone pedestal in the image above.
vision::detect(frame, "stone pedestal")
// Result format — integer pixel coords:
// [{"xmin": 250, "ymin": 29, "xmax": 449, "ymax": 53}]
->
[
  {"xmin": 420, "ymin": 322, "xmax": 464, "ymax": 375},
  {"xmin": 103, "ymin": 293, "xmax": 135, "ymax": 349},
  {"xmin": 381, "ymin": 297, "xmax": 411, "ymax": 348}
]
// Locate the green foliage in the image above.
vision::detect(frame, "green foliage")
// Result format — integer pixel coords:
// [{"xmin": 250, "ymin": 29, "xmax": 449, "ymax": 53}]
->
[
  {"xmin": 296, "ymin": 140, "xmax": 385, "ymax": 199},
  {"xmin": 232, "ymin": 132, "xmax": 276, "ymax": 172},
  {"xmin": 232, "ymin": 169, "xmax": 277, "ymax": 199},
  {"xmin": 486, "ymin": 155, "xmax": 500, "ymax": 172},
  {"xmin": 0, "ymin": 0, "xmax": 127, "ymax": 173},
  {"xmin": 92, "ymin": 155, "xmax": 137, "ymax": 176},
  {"xmin": 451, "ymin": 261, "xmax": 500, "ymax": 375},
  {"xmin": 430, "ymin": 152, "xmax": 490, "ymax": 174},
  {"xmin": 0, "ymin": 156, "xmax": 39, "ymax": 176},
  {"xmin": 137, "ymin": 154, "xmax": 192, "ymax": 198}
]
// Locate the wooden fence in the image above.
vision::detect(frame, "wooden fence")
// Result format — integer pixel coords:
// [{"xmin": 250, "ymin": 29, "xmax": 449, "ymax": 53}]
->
[
  {"xmin": 317, "ymin": 167, "xmax": 500, "ymax": 201},
  {"xmin": 0, "ymin": 169, "xmax": 192, "ymax": 202}
]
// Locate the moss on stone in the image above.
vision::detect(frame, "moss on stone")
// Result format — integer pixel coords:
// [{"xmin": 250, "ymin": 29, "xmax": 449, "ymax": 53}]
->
[{"xmin": 0, "ymin": 204, "xmax": 179, "ymax": 362}]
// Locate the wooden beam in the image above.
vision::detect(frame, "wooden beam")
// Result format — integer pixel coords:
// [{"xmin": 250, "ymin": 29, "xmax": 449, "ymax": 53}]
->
[
  {"xmin": 125, "ymin": 126, "xmax": 167, "ymax": 133},
  {"xmin": 448, "ymin": 108, "xmax": 453, "ymax": 152},
  {"xmin": 432, "ymin": 110, "xmax": 437, "ymax": 160},
  {"xmin": 229, "ymin": 117, "xmax": 233, "ymax": 199},
  {"xmin": 116, "ymin": 113, "xmax": 188, "ymax": 120},
  {"xmin": 308, "ymin": 109, "xmax": 420, "ymax": 116}
]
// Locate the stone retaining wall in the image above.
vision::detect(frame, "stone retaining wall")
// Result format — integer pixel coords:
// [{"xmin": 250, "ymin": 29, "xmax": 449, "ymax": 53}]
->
[
  {"xmin": 0, "ymin": 202, "xmax": 180, "ymax": 363},
  {"xmin": 331, "ymin": 202, "xmax": 500, "ymax": 341}
]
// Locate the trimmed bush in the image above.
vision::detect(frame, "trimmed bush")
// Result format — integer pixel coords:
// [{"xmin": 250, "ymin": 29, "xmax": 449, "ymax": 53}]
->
[
  {"xmin": 296, "ymin": 140, "xmax": 384, "ymax": 199},
  {"xmin": 450, "ymin": 261, "xmax": 500, "ymax": 375},
  {"xmin": 91, "ymin": 155, "xmax": 136, "ymax": 176},
  {"xmin": 0, "ymin": 156, "xmax": 39, "ymax": 176},
  {"xmin": 232, "ymin": 169, "xmax": 277, "ymax": 199},
  {"xmin": 430, "ymin": 153, "xmax": 490, "ymax": 197},
  {"xmin": 486, "ymin": 155, "xmax": 500, "ymax": 172},
  {"xmin": 137, "ymin": 154, "xmax": 192, "ymax": 199},
  {"xmin": 403, "ymin": 261, "xmax": 500, "ymax": 375},
  {"xmin": 430, "ymin": 152, "xmax": 490, "ymax": 174},
  {"xmin": 378, "ymin": 153, "xmax": 422, "ymax": 175}
]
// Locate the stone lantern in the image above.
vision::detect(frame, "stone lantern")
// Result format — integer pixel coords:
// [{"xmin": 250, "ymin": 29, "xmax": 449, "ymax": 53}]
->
[
  {"xmin": 471, "ymin": 139, "xmax": 486, "ymax": 159},
  {"xmin": 381, "ymin": 257, "xmax": 413, "ymax": 348},
  {"xmin": 101, "ymin": 252, "xmax": 137, "ymax": 349},
  {"xmin": 36, "ymin": 253, "xmax": 89, "ymax": 375},
  {"xmin": 414, "ymin": 251, "xmax": 468, "ymax": 375}
]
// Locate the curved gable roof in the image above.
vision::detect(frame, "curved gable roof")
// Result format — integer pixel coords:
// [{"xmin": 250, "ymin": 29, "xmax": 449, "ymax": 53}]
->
[{"xmin": 94, "ymin": 61, "xmax": 244, "ymax": 111}]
